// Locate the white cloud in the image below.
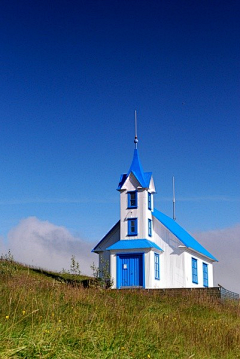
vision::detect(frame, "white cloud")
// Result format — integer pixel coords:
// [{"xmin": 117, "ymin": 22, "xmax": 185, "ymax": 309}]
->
[
  {"xmin": 194, "ymin": 224, "xmax": 240, "ymax": 295},
  {"xmin": 5, "ymin": 217, "xmax": 96, "ymax": 275}
]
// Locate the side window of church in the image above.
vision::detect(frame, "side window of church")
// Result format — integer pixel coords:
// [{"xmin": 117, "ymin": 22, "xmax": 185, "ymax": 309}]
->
[
  {"xmin": 128, "ymin": 191, "xmax": 137, "ymax": 208},
  {"xmin": 203, "ymin": 263, "xmax": 208, "ymax": 287},
  {"xmin": 192, "ymin": 258, "xmax": 198, "ymax": 284}
]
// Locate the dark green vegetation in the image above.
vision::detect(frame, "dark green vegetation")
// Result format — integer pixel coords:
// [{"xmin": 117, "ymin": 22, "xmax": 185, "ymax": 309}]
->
[{"xmin": 1, "ymin": 257, "xmax": 240, "ymax": 358}]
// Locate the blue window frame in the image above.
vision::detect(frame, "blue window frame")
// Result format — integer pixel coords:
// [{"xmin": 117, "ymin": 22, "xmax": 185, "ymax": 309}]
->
[
  {"xmin": 154, "ymin": 253, "xmax": 160, "ymax": 280},
  {"xmin": 203, "ymin": 263, "xmax": 208, "ymax": 287},
  {"xmin": 128, "ymin": 191, "xmax": 137, "ymax": 208},
  {"xmin": 127, "ymin": 218, "xmax": 138, "ymax": 236},
  {"xmin": 192, "ymin": 258, "xmax": 198, "ymax": 284},
  {"xmin": 148, "ymin": 219, "xmax": 152, "ymax": 237},
  {"xmin": 148, "ymin": 192, "xmax": 152, "ymax": 210}
]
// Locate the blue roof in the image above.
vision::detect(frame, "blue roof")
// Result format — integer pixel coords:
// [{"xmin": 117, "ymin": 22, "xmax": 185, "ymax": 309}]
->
[
  {"xmin": 153, "ymin": 209, "xmax": 218, "ymax": 261},
  {"xmin": 107, "ymin": 239, "xmax": 163, "ymax": 251},
  {"xmin": 117, "ymin": 149, "xmax": 152, "ymax": 190}
]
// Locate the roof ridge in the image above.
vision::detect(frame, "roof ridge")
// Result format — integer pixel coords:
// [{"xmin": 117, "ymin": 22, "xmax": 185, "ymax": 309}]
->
[{"xmin": 153, "ymin": 209, "xmax": 218, "ymax": 261}]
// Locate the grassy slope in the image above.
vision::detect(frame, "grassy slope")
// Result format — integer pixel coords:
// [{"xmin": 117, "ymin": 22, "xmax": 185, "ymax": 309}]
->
[{"xmin": 1, "ymin": 260, "xmax": 240, "ymax": 359}]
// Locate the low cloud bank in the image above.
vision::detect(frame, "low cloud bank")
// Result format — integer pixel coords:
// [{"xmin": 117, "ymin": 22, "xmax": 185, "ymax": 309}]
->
[
  {"xmin": 194, "ymin": 224, "xmax": 240, "ymax": 295},
  {"xmin": 2, "ymin": 217, "xmax": 96, "ymax": 275}
]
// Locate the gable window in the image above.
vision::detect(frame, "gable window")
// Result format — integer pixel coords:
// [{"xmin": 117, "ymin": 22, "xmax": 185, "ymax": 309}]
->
[
  {"xmin": 148, "ymin": 192, "xmax": 152, "ymax": 210},
  {"xmin": 192, "ymin": 258, "xmax": 198, "ymax": 284},
  {"xmin": 127, "ymin": 218, "xmax": 138, "ymax": 236},
  {"xmin": 148, "ymin": 219, "xmax": 152, "ymax": 237},
  {"xmin": 203, "ymin": 263, "xmax": 208, "ymax": 287},
  {"xmin": 128, "ymin": 191, "xmax": 137, "ymax": 208},
  {"xmin": 154, "ymin": 253, "xmax": 160, "ymax": 280}
]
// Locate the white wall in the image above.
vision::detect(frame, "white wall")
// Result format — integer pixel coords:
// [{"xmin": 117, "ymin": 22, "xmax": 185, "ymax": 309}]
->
[
  {"xmin": 153, "ymin": 218, "xmax": 186, "ymax": 288},
  {"xmin": 184, "ymin": 251, "xmax": 214, "ymax": 288},
  {"xmin": 145, "ymin": 250, "xmax": 163, "ymax": 288},
  {"xmin": 153, "ymin": 218, "xmax": 214, "ymax": 288}
]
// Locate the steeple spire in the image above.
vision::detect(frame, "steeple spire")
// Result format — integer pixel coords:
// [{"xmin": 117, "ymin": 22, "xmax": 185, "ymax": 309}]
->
[{"xmin": 134, "ymin": 110, "xmax": 138, "ymax": 149}]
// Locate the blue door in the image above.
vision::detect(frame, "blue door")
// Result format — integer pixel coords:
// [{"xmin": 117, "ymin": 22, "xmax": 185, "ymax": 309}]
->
[{"xmin": 117, "ymin": 254, "xmax": 144, "ymax": 288}]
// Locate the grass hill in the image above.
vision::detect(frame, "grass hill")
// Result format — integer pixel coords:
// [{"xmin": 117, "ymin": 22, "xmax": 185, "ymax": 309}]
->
[{"xmin": 1, "ymin": 256, "xmax": 240, "ymax": 359}]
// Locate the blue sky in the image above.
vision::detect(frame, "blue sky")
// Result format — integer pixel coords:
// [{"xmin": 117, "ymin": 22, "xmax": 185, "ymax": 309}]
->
[{"xmin": 0, "ymin": 1, "xmax": 239, "ymax": 282}]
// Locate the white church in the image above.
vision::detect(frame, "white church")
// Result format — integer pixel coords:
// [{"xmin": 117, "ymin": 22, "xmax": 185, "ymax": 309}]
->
[{"xmin": 92, "ymin": 123, "xmax": 217, "ymax": 289}]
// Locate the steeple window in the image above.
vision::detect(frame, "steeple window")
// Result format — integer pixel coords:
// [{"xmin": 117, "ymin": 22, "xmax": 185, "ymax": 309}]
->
[
  {"xmin": 128, "ymin": 191, "xmax": 137, "ymax": 209},
  {"xmin": 148, "ymin": 219, "xmax": 152, "ymax": 237},
  {"xmin": 148, "ymin": 192, "xmax": 152, "ymax": 210},
  {"xmin": 127, "ymin": 218, "xmax": 138, "ymax": 236}
]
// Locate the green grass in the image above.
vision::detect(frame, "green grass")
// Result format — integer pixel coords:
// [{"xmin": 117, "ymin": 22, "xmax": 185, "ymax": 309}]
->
[{"xmin": 1, "ymin": 260, "xmax": 240, "ymax": 358}]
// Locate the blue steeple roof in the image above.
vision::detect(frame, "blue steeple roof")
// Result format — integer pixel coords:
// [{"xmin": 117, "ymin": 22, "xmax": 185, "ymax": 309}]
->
[{"xmin": 117, "ymin": 149, "xmax": 152, "ymax": 190}]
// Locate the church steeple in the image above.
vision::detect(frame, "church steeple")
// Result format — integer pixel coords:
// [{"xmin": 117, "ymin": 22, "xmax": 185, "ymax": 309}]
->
[{"xmin": 117, "ymin": 113, "xmax": 156, "ymax": 240}]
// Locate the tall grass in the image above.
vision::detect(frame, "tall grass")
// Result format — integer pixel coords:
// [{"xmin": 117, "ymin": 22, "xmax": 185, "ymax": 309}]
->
[{"xmin": 1, "ymin": 261, "xmax": 240, "ymax": 358}]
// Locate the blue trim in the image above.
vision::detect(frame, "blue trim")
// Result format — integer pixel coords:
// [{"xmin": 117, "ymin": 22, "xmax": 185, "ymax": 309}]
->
[
  {"xmin": 192, "ymin": 257, "xmax": 198, "ymax": 284},
  {"xmin": 128, "ymin": 191, "xmax": 137, "ymax": 209},
  {"xmin": 148, "ymin": 219, "xmax": 152, "ymax": 237},
  {"xmin": 153, "ymin": 209, "xmax": 217, "ymax": 261},
  {"xmin": 203, "ymin": 262, "xmax": 208, "ymax": 287},
  {"xmin": 116, "ymin": 252, "xmax": 145, "ymax": 289},
  {"xmin": 127, "ymin": 218, "xmax": 138, "ymax": 236},
  {"xmin": 154, "ymin": 253, "xmax": 160, "ymax": 280},
  {"xmin": 106, "ymin": 239, "xmax": 162, "ymax": 251}
]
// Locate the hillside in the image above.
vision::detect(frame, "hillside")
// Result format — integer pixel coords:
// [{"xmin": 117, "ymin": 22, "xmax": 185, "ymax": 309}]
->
[{"xmin": 1, "ymin": 258, "xmax": 240, "ymax": 359}]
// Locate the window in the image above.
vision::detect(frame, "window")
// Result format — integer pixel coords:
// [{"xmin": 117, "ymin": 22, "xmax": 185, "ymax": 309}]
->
[
  {"xmin": 154, "ymin": 253, "xmax": 160, "ymax": 280},
  {"xmin": 192, "ymin": 258, "xmax": 198, "ymax": 284},
  {"xmin": 128, "ymin": 191, "xmax": 137, "ymax": 208},
  {"xmin": 203, "ymin": 263, "xmax": 208, "ymax": 287},
  {"xmin": 148, "ymin": 192, "xmax": 152, "ymax": 210},
  {"xmin": 127, "ymin": 218, "xmax": 138, "ymax": 236},
  {"xmin": 148, "ymin": 219, "xmax": 152, "ymax": 237}
]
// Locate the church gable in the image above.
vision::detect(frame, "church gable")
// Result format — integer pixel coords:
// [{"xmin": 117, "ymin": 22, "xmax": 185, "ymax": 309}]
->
[
  {"xmin": 148, "ymin": 176, "xmax": 156, "ymax": 193},
  {"xmin": 92, "ymin": 221, "xmax": 120, "ymax": 253},
  {"xmin": 121, "ymin": 172, "xmax": 142, "ymax": 191}
]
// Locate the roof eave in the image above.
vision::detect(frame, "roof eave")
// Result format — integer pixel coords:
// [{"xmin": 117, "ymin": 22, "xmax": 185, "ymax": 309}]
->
[{"xmin": 187, "ymin": 247, "xmax": 218, "ymax": 262}]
